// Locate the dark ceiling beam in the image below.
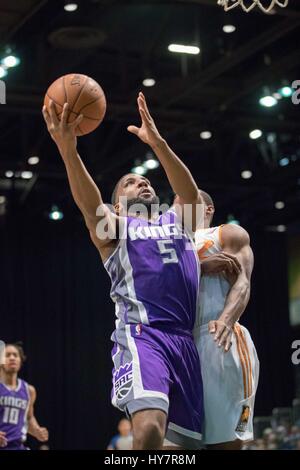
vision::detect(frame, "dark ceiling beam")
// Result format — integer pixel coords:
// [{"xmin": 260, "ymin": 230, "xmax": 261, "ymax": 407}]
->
[
  {"xmin": 2, "ymin": 91, "xmax": 300, "ymax": 137},
  {"xmin": 160, "ymin": 17, "xmax": 300, "ymax": 109},
  {"xmin": 217, "ymin": 48, "xmax": 300, "ymax": 112},
  {"xmin": 0, "ymin": 0, "xmax": 48, "ymax": 47}
]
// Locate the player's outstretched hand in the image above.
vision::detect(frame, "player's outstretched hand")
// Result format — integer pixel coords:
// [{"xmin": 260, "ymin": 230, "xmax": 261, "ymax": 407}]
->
[
  {"xmin": 42, "ymin": 101, "xmax": 83, "ymax": 153},
  {"xmin": 127, "ymin": 92, "xmax": 163, "ymax": 148}
]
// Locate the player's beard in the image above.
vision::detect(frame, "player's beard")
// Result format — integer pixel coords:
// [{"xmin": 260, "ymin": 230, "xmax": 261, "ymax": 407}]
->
[{"xmin": 126, "ymin": 195, "xmax": 160, "ymax": 218}]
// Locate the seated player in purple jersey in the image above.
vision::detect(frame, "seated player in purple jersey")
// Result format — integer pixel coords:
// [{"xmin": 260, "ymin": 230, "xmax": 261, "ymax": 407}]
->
[
  {"xmin": 0, "ymin": 343, "xmax": 49, "ymax": 450},
  {"xmin": 42, "ymin": 92, "xmax": 204, "ymax": 449}
]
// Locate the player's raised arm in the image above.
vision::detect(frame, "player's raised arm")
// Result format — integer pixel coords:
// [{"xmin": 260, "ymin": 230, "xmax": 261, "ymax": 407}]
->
[
  {"xmin": 42, "ymin": 101, "xmax": 118, "ymax": 254},
  {"xmin": 127, "ymin": 92, "xmax": 202, "ymax": 230}
]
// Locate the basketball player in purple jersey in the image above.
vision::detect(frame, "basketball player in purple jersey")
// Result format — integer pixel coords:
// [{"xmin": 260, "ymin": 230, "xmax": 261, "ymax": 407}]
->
[
  {"xmin": 0, "ymin": 344, "xmax": 49, "ymax": 450},
  {"xmin": 43, "ymin": 92, "xmax": 203, "ymax": 449}
]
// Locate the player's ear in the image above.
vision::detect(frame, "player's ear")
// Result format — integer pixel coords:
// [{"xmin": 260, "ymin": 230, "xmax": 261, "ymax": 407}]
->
[
  {"xmin": 207, "ymin": 205, "xmax": 215, "ymax": 217},
  {"xmin": 114, "ymin": 202, "xmax": 121, "ymax": 215}
]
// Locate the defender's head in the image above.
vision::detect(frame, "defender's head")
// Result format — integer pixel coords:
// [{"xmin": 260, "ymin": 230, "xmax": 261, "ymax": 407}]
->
[
  {"xmin": 1, "ymin": 343, "xmax": 26, "ymax": 374},
  {"xmin": 199, "ymin": 190, "xmax": 215, "ymax": 226},
  {"xmin": 111, "ymin": 173, "xmax": 159, "ymax": 216}
]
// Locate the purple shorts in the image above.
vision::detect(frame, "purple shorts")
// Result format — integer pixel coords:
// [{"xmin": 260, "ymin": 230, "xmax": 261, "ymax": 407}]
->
[
  {"xmin": 0, "ymin": 440, "xmax": 28, "ymax": 450},
  {"xmin": 111, "ymin": 323, "xmax": 203, "ymax": 449}
]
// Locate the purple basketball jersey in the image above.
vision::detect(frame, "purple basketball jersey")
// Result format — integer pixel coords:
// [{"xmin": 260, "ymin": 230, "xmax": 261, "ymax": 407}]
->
[
  {"xmin": 0, "ymin": 379, "xmax": 30, "ymax": 447},
  {"xmin": 104, "ymin": 208, "xmax": 200, "ymax": 332}
]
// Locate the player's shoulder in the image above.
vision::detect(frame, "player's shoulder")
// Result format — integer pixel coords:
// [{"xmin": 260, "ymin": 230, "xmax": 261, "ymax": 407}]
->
[
  {"xmin": 27, "ymin": 384, "xmax": 36, "ymax": 397},
  {"xmin": 221, "ymin": 224, "xmax": 250, "ymax": 247}
]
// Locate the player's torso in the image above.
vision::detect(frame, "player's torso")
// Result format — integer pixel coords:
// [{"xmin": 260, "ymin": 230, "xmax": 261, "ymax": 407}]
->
[
  {"xmin": 0, "ymin": 379, "xmax": 30, "ymax": 444},
  {"xmin": 195, "ymin": 225, "xmax": 230, "ymax": 327},
  {"xmin": 104, "ymin": 209, "xmax": 200, "ymax": 331}
]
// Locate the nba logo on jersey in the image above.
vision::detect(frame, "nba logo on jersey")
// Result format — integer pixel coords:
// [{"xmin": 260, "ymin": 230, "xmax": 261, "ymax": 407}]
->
[{"xmin": 113, "ymin": 363, "xmax": 133, "ymax": 400}]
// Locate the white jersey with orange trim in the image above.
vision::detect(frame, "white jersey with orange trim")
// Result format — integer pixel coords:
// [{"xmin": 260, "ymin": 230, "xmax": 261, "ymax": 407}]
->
[
  {"xmin": 193, "ymin": 224, "xmax": 259, "ymax": 445},
  {"xmin": 194, "ymin": 225, "xmax": 230, "ymax": 327}
]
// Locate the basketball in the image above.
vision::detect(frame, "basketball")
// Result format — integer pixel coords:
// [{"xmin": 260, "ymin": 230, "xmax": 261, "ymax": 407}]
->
[{"xmin": 44, "ymin": 74, "xmax": 106, "ymax": 136}]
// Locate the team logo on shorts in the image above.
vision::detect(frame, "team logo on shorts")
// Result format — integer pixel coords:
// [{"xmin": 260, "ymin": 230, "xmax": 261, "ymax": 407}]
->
[
  {"xmin": 113, "ymin": 362, "xmax": 133, "ymax": 400},
  {"xmin": 235, "ymin": 405, "xmax": 250, "ymax": 433}
]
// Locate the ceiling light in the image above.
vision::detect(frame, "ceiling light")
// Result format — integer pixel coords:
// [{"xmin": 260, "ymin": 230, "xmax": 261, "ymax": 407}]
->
[
  {"xmin": 131, "ymin": 165, "xmax": 147, "ymax": 176},
  {"xmin": 241, "ymin": 170, "xmax": 252, "ymax": 179},
  {"xmin": 168, "ymin": 44, "xmax": 200, "ymax": 55},
  {"xmin": 200, "ymin": 131, "xmax": 212, "ymax": 140},
  {"xmin": 28, "ymin": 156, "xmax": 39, "ymax": 165},
  {"xmin": 275, "ymin": 201, "xmax": 285, "ymax": 210},
  {"xmin": 259, "ymin": 96, "xmax": 278, "ymax": 107},
  {"xmin": 278, "ymin": 86, "xmax": 293, "ymax": 98},
  {"xmin": 5, "ymin": 171, "xmax": 14, "ymax": 178},
  {"xmin": 1, "ymin": 55, "xmax": 20, "ymax": 68},
  {"xmin": 142, "ymin": 78, "xmax": 156, "ymax": 87},
  {"xmin": 49, "ymin": 205, "xmax": 64, "ymax": 221},
  {"xmin": 64, "ymin": 2, "xmax": 78, "ymax": 12},
  {"xmin": 279, "ymin": 157, "xmax": 289, "ymax": 167},
  {"xmin": 249, "ymin": 129, "xmax": 262, "ymax": 140},
  {"xmin": 20, "ymin": 171, "xmax": 33, "ymax": 179},
  {"xmin": 223, "ymin": 25, "xmax": 236, "ymax": 33},
  {"xmin": 144, "ymin": 159, "xmax": 159, "ymax": 170}
]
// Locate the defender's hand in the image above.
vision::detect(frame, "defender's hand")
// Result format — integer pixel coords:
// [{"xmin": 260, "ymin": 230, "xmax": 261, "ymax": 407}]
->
[
  {"xmin": 208, "ymin": 320, "xmax": 233, "ymax": 353},
  {"xmin": 127, "ymin": 92, "xmax": 163, "ymax": 148},
  {"xmin": 201, "ymin": 252, "xmax": 241, "ymax": 276}
]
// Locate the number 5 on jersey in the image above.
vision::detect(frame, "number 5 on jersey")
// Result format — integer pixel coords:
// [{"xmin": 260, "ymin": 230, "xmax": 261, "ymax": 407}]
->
[{"xmin": 157, "ymin": 240, "xmax": 179, "ymax": 264}]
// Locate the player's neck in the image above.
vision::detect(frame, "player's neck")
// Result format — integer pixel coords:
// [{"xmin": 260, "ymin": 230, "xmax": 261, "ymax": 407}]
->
[
  {"xmin": 1, "ymin": 372, "xmax": 18, "ymax": 388},
  {"xmin": 127, "ymin": 210, "xmax": 159, "ymax": 222}
]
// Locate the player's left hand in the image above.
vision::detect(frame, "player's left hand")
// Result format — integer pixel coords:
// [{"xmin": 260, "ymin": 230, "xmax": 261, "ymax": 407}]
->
[
  {"xmin": 35, "ymin": 427, "xmax": 49, "ymax": 442},
  {"xmin": 208, "ymin": 320, "xmax": 233, "ymax": 352},
  {"xmin": 127, "ymin": 92, "xmax": 163, "ymax": 148},
  {"xmin": 0, "ymin": 431, "xmax": 7, "ymax": 447}
]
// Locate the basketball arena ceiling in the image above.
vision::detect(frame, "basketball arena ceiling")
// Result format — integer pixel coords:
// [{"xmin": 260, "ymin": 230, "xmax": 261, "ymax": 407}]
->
[{"xmin": 0, "ymin": 0, "xmax": 300, "ymax": 229}]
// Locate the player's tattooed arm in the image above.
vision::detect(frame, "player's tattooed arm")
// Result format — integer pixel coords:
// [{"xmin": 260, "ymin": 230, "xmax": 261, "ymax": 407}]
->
[
  {"xmin": 209, "ymin": 224, "xmax": 254, "ymax": 352},
  {"xmin": 128, "ymin": 92, "xmax": 201, "ymax": 231}
]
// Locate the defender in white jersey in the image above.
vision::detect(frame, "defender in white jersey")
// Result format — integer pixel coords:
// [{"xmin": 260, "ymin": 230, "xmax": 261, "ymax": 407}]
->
[{"xmin": 194, "ymin": 190, "xmax": 259, "ymax": 450}]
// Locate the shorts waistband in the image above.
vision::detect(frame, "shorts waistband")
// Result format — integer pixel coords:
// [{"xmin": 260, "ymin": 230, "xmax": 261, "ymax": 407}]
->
[
  {"xmin": 193, "ymin": 321, "xmax": 242, "ymax": 336},
  {"xmin": 131, "ymin": 323, "xmax": 193, "ymax": 339}
]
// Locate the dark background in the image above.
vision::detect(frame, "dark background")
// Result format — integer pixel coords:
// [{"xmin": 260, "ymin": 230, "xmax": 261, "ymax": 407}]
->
[{"xmin": 0, "ymin": 0, "xmax": 300, "ymax": 449}]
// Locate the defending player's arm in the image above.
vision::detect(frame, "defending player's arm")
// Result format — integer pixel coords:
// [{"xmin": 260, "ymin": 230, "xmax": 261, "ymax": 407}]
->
[
  {"xmin": 128, "ymin": 92, "xmax": 201, "ymax": 230},
  {"xmin": 42, "ymin": 101, "xmax": 118, "ymax": 253},
  {"xmin": 209, "ymin": 224, "xmax": 254, "ymax": 351},
  {"xmin": 27, "ymin": 385, "xmax": 49, "ymax": 442}
]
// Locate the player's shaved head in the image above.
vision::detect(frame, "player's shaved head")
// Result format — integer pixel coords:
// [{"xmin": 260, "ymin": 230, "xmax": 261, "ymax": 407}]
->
[{"xmin": 199, "ymin": 190, "xmax": 214, "ymax": 208}]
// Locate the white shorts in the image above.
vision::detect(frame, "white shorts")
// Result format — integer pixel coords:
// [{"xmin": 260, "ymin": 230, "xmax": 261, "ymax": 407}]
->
[{"xmin": 193, "ymin": 322, "xmax": 259, "ymax": 445}]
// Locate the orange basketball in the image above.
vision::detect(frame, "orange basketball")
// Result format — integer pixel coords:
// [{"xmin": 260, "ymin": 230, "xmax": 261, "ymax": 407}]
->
[{"xmin": 44, "ymin": 73, "xmax": 106, "ymax": 136}]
